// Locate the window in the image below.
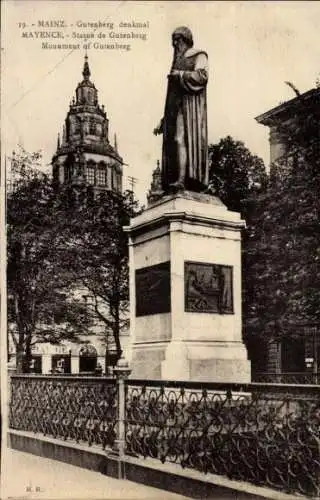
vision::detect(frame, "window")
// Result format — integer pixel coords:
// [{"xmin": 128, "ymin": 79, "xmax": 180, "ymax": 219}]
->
[
  {"xmin": 97, "ymin": 168, "xmax": 106, "ymax": 185},
  {"xmin": 82, "ymin": 294, "xmax": 94, "ymax": 317},
  {"xmin": 114, "ymin": 173, "xmax": 119, "ymax": 191},
  {"xmin": 116, "ymin": 173, "xmax": 122, "ymax": 192},
  {"xmin": 52, "ymin": 354, "xmax": 71, "ymax": 374},
  {"xmin": 58, "ymin": 165, "xmax": 64, "ymax": 183},
  {"xmin": 106, "ymin": 165, "xmax": 112, "ymax": 188},
  {"xmin": 74, "ymin": 119, "xmax": 81, "ymax": 134},
  {"xmin": 29, "ymin": 356, "xmax": 42, "ymax": 374},
  {"xmin": 281, "ymin": 337, "xmax": 305, "ymax": 372},
  {"xmin": 86, "ymin": 165, "xmax": 95, "ymax": 185},
  {"xmin": 79, "ymin": 345, "xmax": 97, "ymax": 373},
  {"xmin": 89, "ymin": 120, "xmax": 96, "ymax": 134}
]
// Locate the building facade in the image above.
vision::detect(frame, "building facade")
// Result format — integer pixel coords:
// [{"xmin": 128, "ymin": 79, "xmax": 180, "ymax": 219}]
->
[{"xmin": 256, "ymin": 87, "xmax": 320, "ymax": 168}]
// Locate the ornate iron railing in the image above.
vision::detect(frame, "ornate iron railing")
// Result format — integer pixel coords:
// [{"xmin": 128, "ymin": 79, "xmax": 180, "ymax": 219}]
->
[
  {"xmin": 125, "ymin": 380, "xmax": 320, "ymax": 498},
  {"xmin": 9, "ymin": 375, "xmax": 320, "ymax": 497},
  {"xmin": 255, "ymin": 372, "xmax": 319, "ymax": 385},
  {"xmin": 10, "ymin": 375, "xmax": 117, "ymax": 449}
]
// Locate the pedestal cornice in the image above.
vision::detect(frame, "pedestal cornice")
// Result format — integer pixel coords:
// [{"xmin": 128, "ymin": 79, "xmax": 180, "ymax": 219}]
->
[{"xmin": 124, "ymin": 192, "xmax": 245, "ymax": 239}]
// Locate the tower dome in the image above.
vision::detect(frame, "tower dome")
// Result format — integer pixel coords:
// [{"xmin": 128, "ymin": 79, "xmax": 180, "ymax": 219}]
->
[{"xmin": 52, "ymin": 55, "xmax": 124, "ymax": 197}]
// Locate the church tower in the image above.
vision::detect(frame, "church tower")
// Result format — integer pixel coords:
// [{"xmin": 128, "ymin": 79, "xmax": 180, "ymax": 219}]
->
[{"xmin": 52, "ymin": 55, "xmax": 123, "ymax": 197}]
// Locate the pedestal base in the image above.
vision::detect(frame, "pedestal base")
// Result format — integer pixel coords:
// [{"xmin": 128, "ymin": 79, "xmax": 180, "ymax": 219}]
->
[
  {"xmin": 130, "ymin": 344, "xmax": 167, "ymax": 380},
  {"xmin": 130, "ymin": 340, "xmax": 250, "ymax": 383},
  {"xmin": 125, "ymin": 191, "xmax": 251, "ymax": 383},
  {"xmin": 162, "ymin": 341, "xmax": 250, "ymax": 382}
]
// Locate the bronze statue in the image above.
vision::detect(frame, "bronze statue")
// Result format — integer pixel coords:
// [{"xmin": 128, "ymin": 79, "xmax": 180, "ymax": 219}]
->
[{"xmin": 154, "ymin": 27, "xmax": 209, "ymax": 193}]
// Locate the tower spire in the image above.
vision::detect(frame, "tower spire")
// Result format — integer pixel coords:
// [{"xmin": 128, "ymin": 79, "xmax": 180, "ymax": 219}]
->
[
  {"xmin": 82, "ymin": 53, "xmax": 91, "ymax": 81},
  {"xmin": 114, "ymin": 133, "xmax": 118, "ymax": 152},
  {"xmin": 147, "ymin": 159, "xmax": 163, "ymax": 205}
]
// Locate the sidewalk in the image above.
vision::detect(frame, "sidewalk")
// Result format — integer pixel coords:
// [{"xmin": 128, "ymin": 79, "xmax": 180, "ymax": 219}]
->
[{"xmin": 1, "ymin": 448, "xmax": 188, "ymax": 500}]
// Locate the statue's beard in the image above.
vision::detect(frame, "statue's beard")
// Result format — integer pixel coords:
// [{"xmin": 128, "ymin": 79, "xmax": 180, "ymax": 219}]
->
[
  {"xmin": 172, "ymin": 45, "xmax": 187, "ymax": 68},
  {"xmin": 174, "ymin": 45, "xmax": 186, "ymax": 58}
]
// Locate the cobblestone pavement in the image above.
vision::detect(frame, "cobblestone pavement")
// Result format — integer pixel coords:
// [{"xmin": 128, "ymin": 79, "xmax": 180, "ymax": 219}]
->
[{"xmin": 1, "ymin": 448, "xmax": 188, "ymax": 500}]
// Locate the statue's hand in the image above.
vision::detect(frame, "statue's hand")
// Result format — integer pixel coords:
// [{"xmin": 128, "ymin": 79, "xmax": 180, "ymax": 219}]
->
[
  {"xmin": 153, "ymin": 119, "xmax": 163, "ymax": 136},
  {"xmin": 168, "ymin": 70, "xmax": 180, "ymax": 79}
]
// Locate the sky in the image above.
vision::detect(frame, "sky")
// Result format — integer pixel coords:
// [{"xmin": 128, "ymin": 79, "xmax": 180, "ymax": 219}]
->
[{"xmin": 2, "ymin": 0, "xmax": 320, "ymax": 203}]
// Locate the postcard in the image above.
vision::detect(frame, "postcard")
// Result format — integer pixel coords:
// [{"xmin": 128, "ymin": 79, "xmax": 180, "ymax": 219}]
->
[{"xmin": 1, "ymin": 1, "xmax": 319, "ymax": 499}]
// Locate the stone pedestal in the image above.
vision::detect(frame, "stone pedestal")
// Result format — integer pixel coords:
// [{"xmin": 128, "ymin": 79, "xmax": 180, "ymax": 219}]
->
[{"xmin": 124, "ymin": 191, "xmax": 251, "ymax": 382}]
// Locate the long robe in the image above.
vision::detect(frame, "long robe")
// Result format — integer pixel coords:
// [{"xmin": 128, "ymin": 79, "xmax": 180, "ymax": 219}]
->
[{"xmin": 161, "ymin": 47, "xmax": 209, "ymax": 192}]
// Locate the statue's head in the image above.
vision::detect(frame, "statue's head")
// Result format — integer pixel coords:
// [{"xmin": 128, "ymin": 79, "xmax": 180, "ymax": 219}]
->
[{"xmin": 172, "ymin": 26, "xmax": 194, "ymax": 50}]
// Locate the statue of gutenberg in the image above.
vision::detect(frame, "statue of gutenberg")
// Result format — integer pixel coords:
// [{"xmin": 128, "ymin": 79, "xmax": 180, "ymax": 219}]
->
[{"xmin": 154, "ymin": 26, "xmax": 209, "ymax": 193}]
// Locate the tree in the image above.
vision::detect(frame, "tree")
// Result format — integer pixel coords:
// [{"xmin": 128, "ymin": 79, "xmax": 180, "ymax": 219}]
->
[
  {"xmin": 208, "ymin": 136, "xmax": 267, "ymax": 215},
  {"xmin": 57, "ymin": 188, "xmax": 141, "ymax": 360},
  {"xmin": 244, "ymin": 90, "xmax": 320, "ymax": 356},
  {"xmin": 7, "ymin": 149, "xmax": 91, "ymax": 372}
]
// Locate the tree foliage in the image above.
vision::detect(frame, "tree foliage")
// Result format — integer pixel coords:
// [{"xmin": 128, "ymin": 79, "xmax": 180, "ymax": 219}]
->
[
  {"xmin": 208, "ymin": 117, "xmax": 319, "ymax": 369},
  {"xmin": 208, "ymin": 136, "xmax": 267, "ymax": 214},
  {"xmin": 7, "ymin": 169, "xmax": 89, "ymax": 372},
  {"xmin": 244, "ymin": 91, "xmax": 320, "ymax": 348},
  {"xmin": 208, "ymin": 137, "xmax": 267, "ymax": 326},
  {"xmin": 7, "ymin": 147, "xmax": 140, "ymax": 372}
]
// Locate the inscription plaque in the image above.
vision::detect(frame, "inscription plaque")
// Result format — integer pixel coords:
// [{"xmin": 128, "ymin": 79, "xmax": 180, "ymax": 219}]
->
[
  {"xmin": 136, "ymin": 261, "xmax": 171, "ymax": 316},
  {"xmin": 185, "ymin": 261, "xmax": 234, "ymax": 314}
]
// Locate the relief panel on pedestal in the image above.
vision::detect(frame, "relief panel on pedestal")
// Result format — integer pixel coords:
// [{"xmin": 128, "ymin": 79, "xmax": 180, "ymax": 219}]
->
[{"xmin": 184, "ymin": 261, "xmax": 233, "ymax": 314}]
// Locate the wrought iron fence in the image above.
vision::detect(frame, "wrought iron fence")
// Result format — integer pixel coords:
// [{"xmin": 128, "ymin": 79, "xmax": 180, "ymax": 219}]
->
[
  {"xmin": 9, "ymin": 375, "xmax": 117, "ymax": 449},
  {"xmin": 9, "ymin": 374, "xmax": 320, "ymax": 498},
  {"xmin": 125, "ymin": 380, "xmax": 320, "ymax": 498},
  {"xmin": 255, "ymin": 372, "xmax": 319, "ymax": 385}
]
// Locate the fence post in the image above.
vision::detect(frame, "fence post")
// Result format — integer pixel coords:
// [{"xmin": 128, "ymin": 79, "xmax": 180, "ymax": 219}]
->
[{"xmin": 113, "ymin": 357, "xmax": 131, "ymax": 479}]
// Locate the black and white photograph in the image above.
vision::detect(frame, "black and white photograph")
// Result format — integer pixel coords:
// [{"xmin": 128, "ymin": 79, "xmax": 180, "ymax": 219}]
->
[{"xmin": 1, "ymin": 1, "xmax": 319, "ymax": 499}]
